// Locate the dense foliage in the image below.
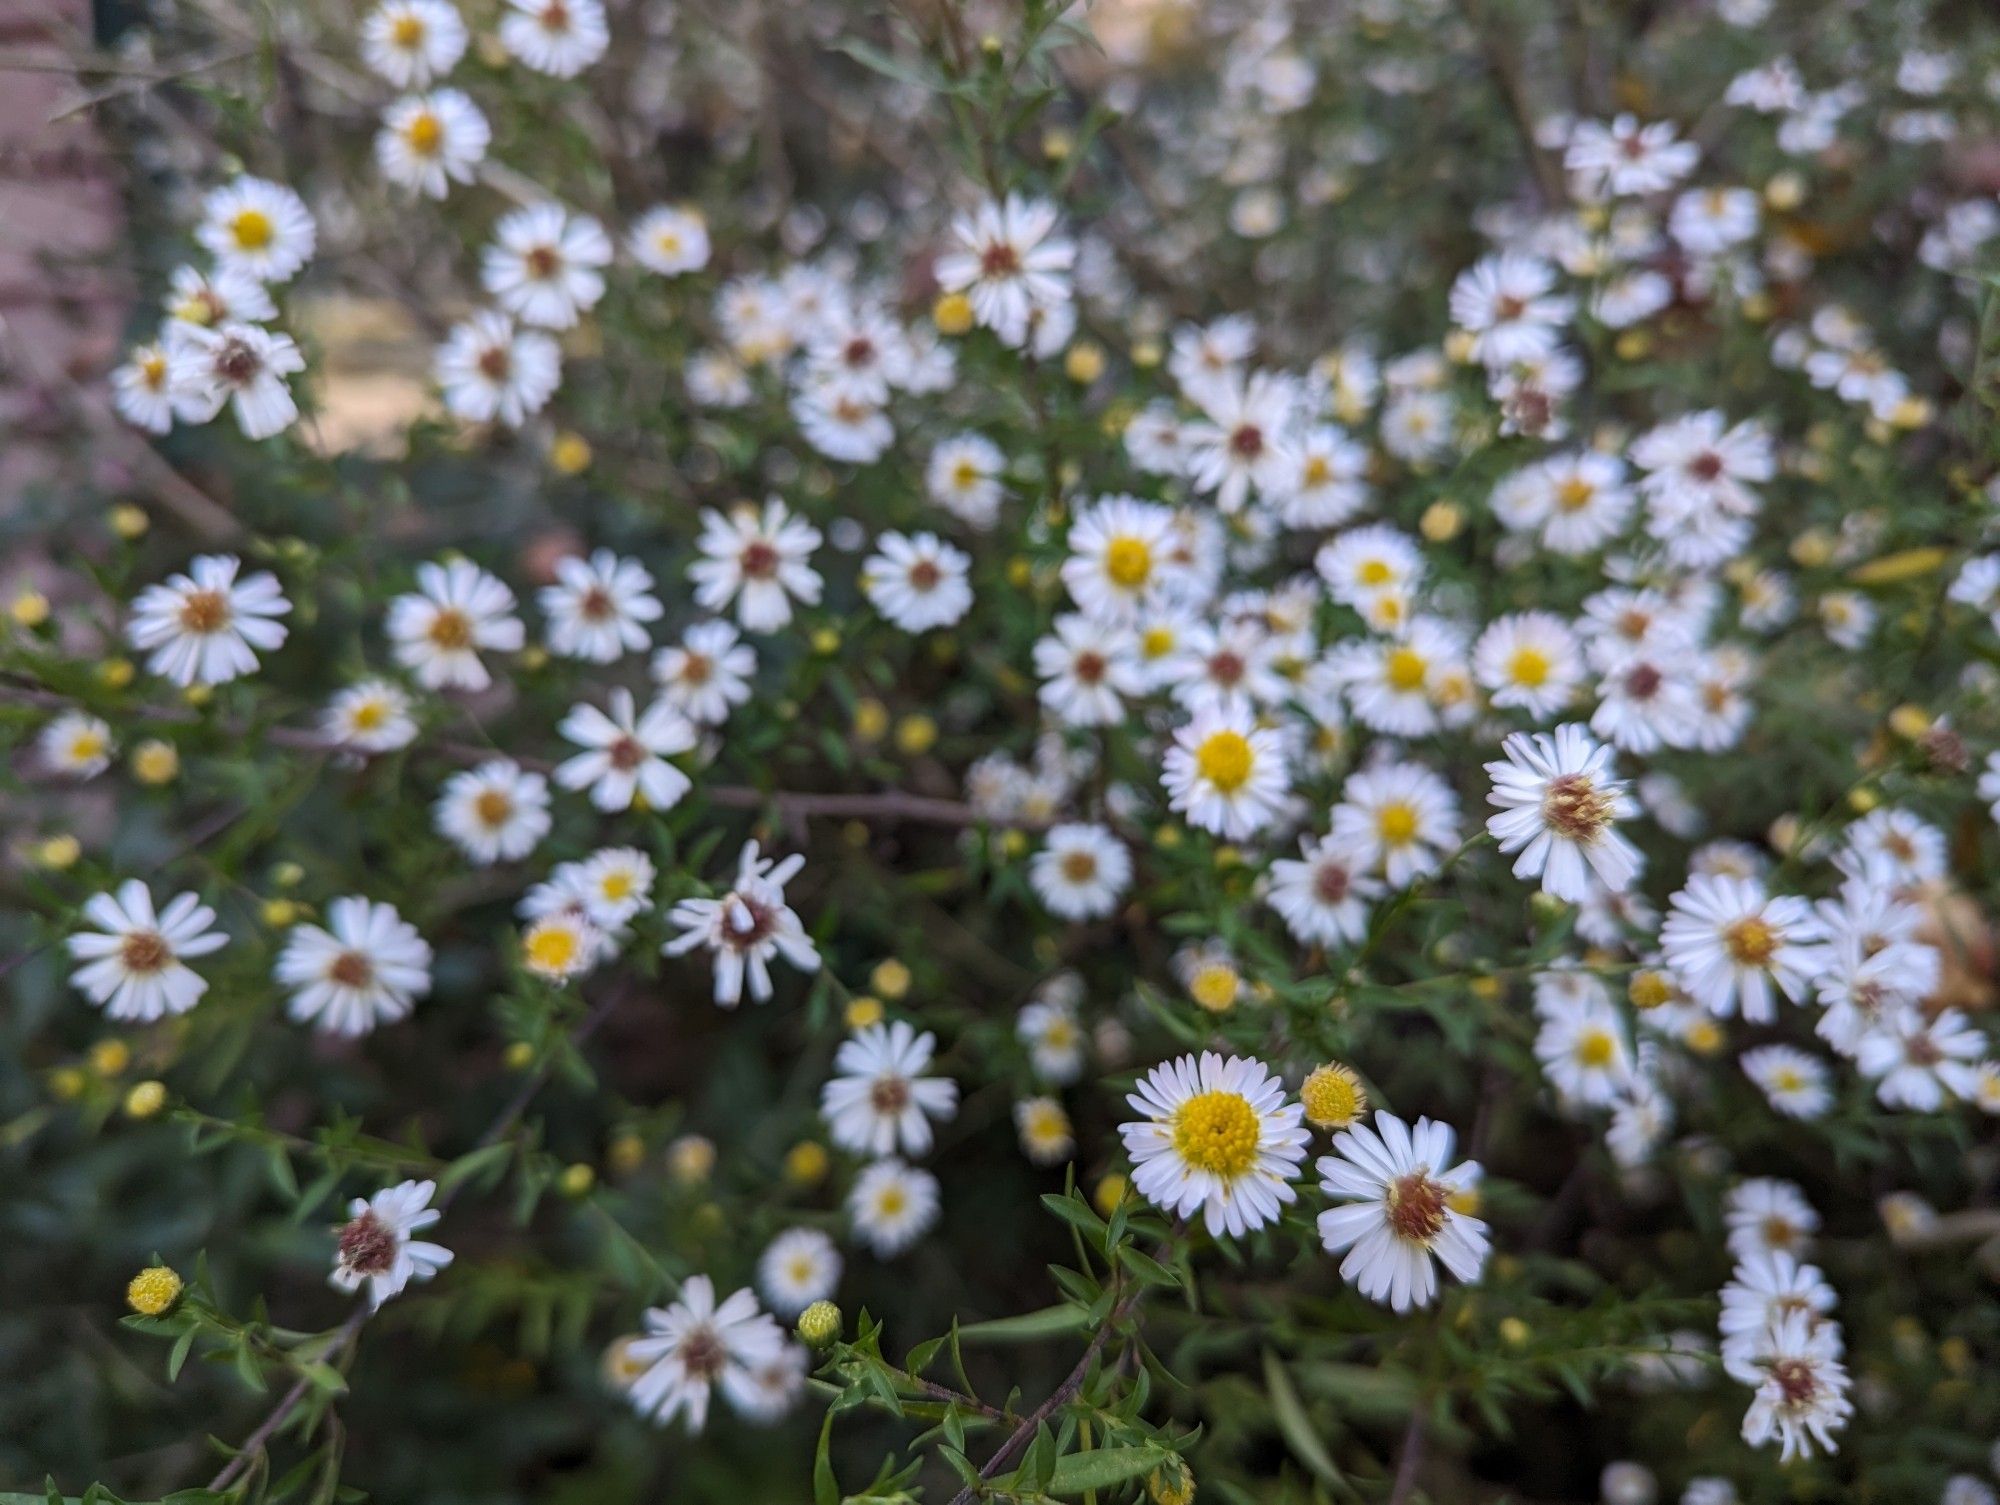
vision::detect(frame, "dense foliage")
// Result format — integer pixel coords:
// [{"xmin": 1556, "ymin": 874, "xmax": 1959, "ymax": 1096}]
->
[{"xmin": 8, "ymin": 0, "xmax": 2000, "ymax": 1502}]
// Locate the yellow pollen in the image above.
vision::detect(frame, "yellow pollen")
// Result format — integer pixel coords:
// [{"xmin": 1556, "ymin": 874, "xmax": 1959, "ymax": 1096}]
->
[
  {"xmin": 600, "ymin": 871, "xmax": 635, "ymax": 900},
  {"xmin": 230, "ymin": 208, "xmax": 274, "ymax": 251},
  {"xmin": 951, "ymin": 459, "xmax": 981, "ymax": 489},
  {"xmin": 473, "ymin": 789, "xmax": 514, "ymax": 827},
  {"xmin": 1376, "ymin": 801, "xmax": 1418, "ymax": 846},
  {"xmin": 1555, "ymin": 476, "xmax": 1596, "ymax": 511},
  {"xmin": 1574, "ymin": 1029, "xmax": 1617, "ymax": 1069},
  {"xmin": 351, "ymin": 699, "xmax": 388, "ymax": 730},
  {"xmin": 1104, "ymin": 535, "xmax": 1153, "ymax": 590},
  {"xmin": 390, "ymin": 13, "xmax": 425, "ymax": 46},
  {"xmin": 404, "ymin": 111, "xmax": 443, "ymax": 154},
  {"xmin": 69, "ymin": 730, "xmax": 107, "ymax": 762},
  {"xmin": 1171, "ymin": 1089, "xmax": 1260, "ymax": 1176},
  {"xmin": 1725, "ymin": 916, "xmax": 1778, "ymax": 966},
  {"xmin": 1384, "ymin": 646, "xmax": 1427, "ymax": 691},
  {"xmin": 428, "ymin": 607, "xmax": 474, "ymax": 650},
  {"xmin": 1508, "ymin": 645, "xmax": 1551, "ymax": 687},
  {"xmin": 525, "ymin": 923, "xmax": 581, "ymax": 974},
  {"xmin": 1300, "ymin": 1063, "xmax": 1366, "ymax": 1129},
  {"xmin": 1188, "ymin": 964, "xmax": 1240, "ymax": 1013},
  {"xmin": 1302, "ymin": 454, "xmax": 1331, "ymax": 486},
  {"xmin": 875, "ymin": 1185, "xmax": 908, "ymax": 1217},
  {"xmin": 1357, "ymin": 559, "xmax": 1394, "ymax": 586},
  {"xmin": 1141, "ymin": 626, "xmax": 1175, "ymax": 658},
  {"xmin": 1194, "ymin": 730, "xmax": 1254, "ymax": 792}
]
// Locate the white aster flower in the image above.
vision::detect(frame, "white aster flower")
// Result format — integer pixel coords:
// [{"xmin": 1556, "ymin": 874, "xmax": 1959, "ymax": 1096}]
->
[
  {"xmin": 482, "ymin": 202, "xmax": 613, "ymax": 329},
  {"xmin": 1029, "ymin": 823, "xmax": 1132, "ymax": 922},
  {"xmin": 848, "ymin": 1158, "xmax": 941, "ymax": 1257},
  {"xmin": 626, "ymin": 1275, "xmax": 788, "ymax": 1431},
  {"xmin": 1660, "ymin": 875, "xmax": 1829, "ymax": 1023},
  {"xmin": 375, "ymin": 88, "xmax": 489, "ymax": 199},
  {"xmin": 67, "ymin": 880, "xmax": 226, "ymax": 1022},
  {"xmin": 1739, "ymin": 1309, "xmax": 1852, "ymax": 1462},
  {"xmin": 360, "ymin": 0, "xmax": 468, "ymax": 86},
  {"xmin": 127, "ymin": 553, "xmax": 290, "ymax": 687},
  {"xmin": 331, "ymin": 1179, "xmax": 453, "ymax": 1309},
  {"xmin": 862, "ymin": 531, "xmax": 973, "ymax": 632},
  {"xmin": 1317, "ymin": 1112, "xmax": 1489, "ymax": 1312},
  {"xmin": 555, "ymin": 689, "xmax": 696, "ymax": 812},
  {"xmin": 435, "ymin": 310, "xmax": 562, "ymax": 427},
  {"xmin": 820, "ymin": 1021, "xmax": 958, "ymax": 1159},
  {"xmin": 197, "ymin": 176, "xmax": 316, "ymax": 283},
  {"xmin": 663, "ymin": 841, "xmax": 819, "ymax": 1006},
  {"xmin": 757, "ymin": 1228, "xmax": 842, "ymax": 1318},
  {"xmin": 39, "ymin": 711, "xmax": 113, "ymax": 779},
  {"xmin": 1161, "ymin": 706, "xmax": 1292, "ymax": 840},
  {"xmin": 539, "ymin": 549, "xmax": 663, "ymax": 663},
  {"xmin": 1485, "ymin": 724, "xmax": 1642, "ymax": 902},
  {"xmin": 322, "ymin": 679, "xmax": 418, "ymax": 754},
  {"xmin": 1120, "ymin": 1051, "xmax": 1308, "ymax": 1237},
  {"xmin": 434, "ymin": 758, "xmax": 551, "ymax": 865},
  {"xmin": 689, "ymin": 501, "xmax": 823, "ymax": 633},
  {"xmin": 276, "ymin": 897, "xmax": 432, "ymax": 1037},
  {"xmin": 652, "ymin": 619, "xmax": 756, "ymax": 726},
  {"xmin": 933, "ymin": 194, "xmax": 1075, "ymax": 347},
  {"xmin": 499, "ymin": 0, "xmax": 609, "ymax": 77},
  {"xmin": 387, "ymin": 558, "xmax": 524, "ymax": 692},
  {"xmin": 1266, "ymin": 831, "xmax": 1382, "ymax": 948},
  {"xmin": 629, "ymin": 205, "xmax": 711, "ymax": 276}
]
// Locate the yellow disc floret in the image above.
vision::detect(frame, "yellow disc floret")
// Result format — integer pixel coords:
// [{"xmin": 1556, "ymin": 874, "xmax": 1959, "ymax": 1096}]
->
[
  {"xmin": 1171, "ymin": 1089, "xmax": 1260, "ymax": 1177},
  {"xmin": 1194, "ymin": 730, "xmax": 1253, "ymax": 792},
  {"xmin": 1300, "ymin": 1062, "xmax": 1368, "ymax": 1129},
  {"xmin": 126, "ymin": 1265, "xmax": 184, "ymax": 1316}
]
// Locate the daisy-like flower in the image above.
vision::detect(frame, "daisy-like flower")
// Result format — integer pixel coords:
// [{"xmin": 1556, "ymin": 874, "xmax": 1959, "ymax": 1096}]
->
[
  {"xmin": 276, "ymin": 897, "xmax": 432, "ymax": 1037},
  {"xmin": 1162, "ymin": 620, "xmax": 1285, "ymax": 719},
  {"xmin": 197, "ymin": 176, "xmax": 316, "ymax": 283},
  {"xmin": 626, "ymin": 1275, "xmax": 788, "ymax": 1432},
  {"xmin": 1029, "ymin": 823, "xmax": 1132, "ymax": 922},
  {"xmin": 1856, "ymin": 1007, "xmax": 1986, "ymax": 1111},
  {"xmin": 1495, "ymin": 451, "xmax": 1635, "ymax": 557},
  {"xmin": 322, "ymin": 679, "xmax": 418, "ymax": 754},
  {"xmin": 128, "ymin": 554, "xmax": 290, "ymax": 687},
  {"xmin": 689, "ymin": 501, "xmax": 823, "ymax": 633},
  {"xmin": 1121, "ymin": 1052, "xmax": 1308, "ymax": 1237},
  {"xmin": 386, "ymin": 558, "xmax": 524, "ymax": 691},
  {"xmin": 1317, "ymin": 1112, "xmax": 1489, "ymax": 1312},
  {"xmin": 434, "ymin": 758, "xmax": 550, "ymax": 864},
  {"xmin": 862, "ymin": 532, "xmax": 973, "ymax": 632},
  {"xmin": 1473, "ymin": 612, "xmax": 1584, "ymax": 719},
  {"xmin": 331, "ymin": 1179, "xmax": 452, "ymax": 1309},
  {"xmin": 39, "ymin": 711, "xmax": 113, "ymax": 779},
  {"xmin": 1660, "ymin": 875, "xmax": 1830, "ymax": 1022},
  {"xmin": 1015, "ymin": 1096, "xmax": 1076, "ymax": 1164},
  {"xmin": 1739, "ymin": 1309, "xmax": 1853, "ymax": 1462},
  {"xmin": 933, "ymin": 194, "xmax": 1075, "ymax": 347},
  {"xmin": 926, "ymin": 434, "xmax": 1007, "ymax": 529},
  {"xmin": 1061, "ymin": 495, "xmax": 1184, "ymax": 622},
  {"xmin": 1485, "ymin": 724, "xmax": 1641, "ymax": 902},
  {"xmin": 374, "ymin": 88, "xmax": 489, "ymax": 199},
  {"xmin": 1591, "ymin": 652, "xmax": 1701, "ymax": 755},
  {"xmin": 113, "ymin": 342, "xmax": 190, "ymax": 433},
  {"xmin": 791, "ymin": 382, "xmax": 895, "ymax": 464},
  {"xmin": 555, "ymin": 689, "xmax": 697, "ymax": 812},
  {"xmin": 757, "ymin": 1228, "xmax": 842, "ymax": 1318},
  {"xmin": 1447, "ymin": 252, "xmax": 1572, "ymax": 367},
  {"xmin": 663, "ymin": 841, "xmax": 819, "ymax": 1006},
  {"xmin": 482, "ymin": 202, "xmax": 613, "ymax": 330},
  {"xmin": 520, "ymin": 911, "xmax": 600, "ymax": 981},
  {"xmin": 1670, "ymin": 186, "xmax": 1761, "ymax": 255},
  {"xmin": 1035, "ymin": 614, "xmax": 1144, "ymax": 727},
  {"xmin": 1725, "ymin": 1177, "xmax": 1819, "ymax": 1262},
  {"xmin": 572, "ymin": 846, "xmax": 656, "ymax": 928},
  {"xmin": 163, "ymin": 263, "xmax": 275, "ymax": 330},
  {"xmin": 1323, "ymin": 617, "xmax": 1465, "ymax": 737},
  {"xmin": 1183, "ymin": 369, "xmax": 1299, "ymax": 514},
  {"xmin": 1741, "ymin": 1044, "xmax": 1832, "ymax": 1119},
  {"xmin": 67, "ymin": 880, "xmax": 226, "ymax": 1022},
  {"xmin": 629, "ymin": 205, "xmax": 711, "ymax": 276},
  {"xmin": 1266, "ymin": 832, "xmax": 1382, "ymax": 948},
  {"xmin": 360, "ymin": 0, "xmax": 468, "ymax": 87},
  {"xmin": 499, "ymin": 0, "xmax": 610, "ymax": 77},
  {"xmin": 435, "ymin": 310, "xmax": 562, "ymax": 427},
  {"xmin": 1017, "ymin": 984, "xmax": 1087, "ymax": 1084},
  {"xmin": 849, "ymin": 1158, "xmax": 941, "ymax": 1257},
  {"xmin": 1330, "ymin": 761, "xmax": 1460, "ymax": 887},
  {"xmin": 1841, "ymin": 807, "xmax": 1946, "ymax": 887},
  {"xmin": 652, "ymin": 619, "xmax": 756, "ymax": 726},
  {"xmin": 539, "ymin": 549, "xmax": 663, "ymax": 663},
  {"xmin": 820, "ymin": 1021, "xmax": 958, "ymax": 1158},
  {"xmin": 1161, "ymin": 706, "xmax": 1292, "ymax": 840},
  {"xmin": 1533, "ymin": 986, "xmax": 1634, "ymax": 1107},
  {"xmin": 1274, "ymin": 425, "xmax": 1370, "ymax": 528},
  {"xmin": 1564, "ymin": 115, "xmax": 1699, "ymax": 198},
  {"xmin": 1315, "ymin": 523, "xmax": 1424, "ymax": 614},
  {"xmin": 168, "ymin": 322, "xmax": 305, "ymax": 440},
  {"xmin": 1719, "ymin": 1249, "xmax": 1839, "ymax": 1383}
]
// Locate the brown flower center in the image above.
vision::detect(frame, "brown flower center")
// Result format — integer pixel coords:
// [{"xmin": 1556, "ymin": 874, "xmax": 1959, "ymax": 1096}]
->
[
  {"xmin": 428, "ymin": 607, "xmax": 474, "ymax": 650},
  {"xmin": 740, "ymin": 540, "xmax": 780, "ymax": 579},
  {"xmin": 870, "ymin": 1076, "xmax": 912, "ymax": 1114},
  {"xmin": 1385, "ymin": 1172, "xmax": 1450, "ymax": 1244},
  {"xmin": 329, "ymin": 951, "xmax": 376, "ymax": 989},
  {"xmin": 120, "ymin": 930, "xmax": 171, "ymax": 974},
  {"xmin": 178, "ymin": 588, "xmax": 231, "ymax": 635},
  {"xmin": 1540, "ymin": 772, "xmax": 1615, "ymax": 843},
  {"xmin": 607, "ymin": 735, "xmax": 645, "ymax": 771},
  {"xmin": 337, "ymin": 1210, "xmax": 399, "ymax": 1275}
]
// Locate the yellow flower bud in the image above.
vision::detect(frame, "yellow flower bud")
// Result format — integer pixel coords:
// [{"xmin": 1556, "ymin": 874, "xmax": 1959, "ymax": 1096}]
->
[
  {"xmin": 1499, "ymin": 1316, "xmax": 1531, "ymax": 1346},
  {"xmin": 503, "ymin": 1040, "xmax": 536, "ymax": 1071},
  {"xmin": 871, "ymin": 959, "xmax": 912, "ymax": 1000},
  {"xmin": 1887, "ymin": 704, "xmax": 1931, "ymax": 740},
  {"xmin": 797, "ymin": 1299, "xmax": 842, "ymax": 1347},
  {"xmin": 998, "ymin": 828, "xmax": 1029, "ymax": 859},
  {"xmin": 261, "ymin": 898, "xmax": 300, "ymax": 928},
  {"xmin": 9, "ymin": 590, "xmax": 49, "ymax": 628},
  {"xmin": 110, "ymin": 503, "xmax": 150, "ymax": 539},
  {"xmin": 933, "ymin": 293, "xmax": 975, "ymax": 335},
  {"xmin": 784, "ymin": 1140, "xmax": 830, "ymax": 1186},
  {"xmin": 132, "ymin": 740, "xmax": 180, "ymax": 786},
  {"xmin": 89, "ymin": 1039, "xmax": 131, "ymax": 1077},
  {"xmin": 1300, "ymin": 1062, "xmax": 1367, "ymax": 1129},
  {"xmin": 126, "ymin": 1265, "xmax": 184, "ymax": 1316},
  {"xmin": 845, "ymin": 995, "xmax": 884, "ymax": 1029},
  {"xmin": 35, "ymin": 835, "xmax": 82, "ymax": 870},
  {"xmin": 124, "ymin": 1079, "xmax": 168, "ymax": 1119},
  {"xmin": 668, "ymin": 1134, "xmax": 716, "ymax": 1185},
  {"xmin": 49, "ymin": 1066, "xmax": 88, "ymax": 1100},
  {"xmin": 852, "ymin": 698, "xmax": 890, "ymax": 743},
  {"xmin": 810, "ymin": 627, "xmax": 841, "ymax": 655},
  {"xmin": 558, "ymin": 1162, "xmax": 596, "ymax": 1196},
  {"xmin": 1188, "ymin": 963, "xmax": 1240, "ymax": 1014},
  {"xmin": 1092, "ymin": 1173, "xmax": 1129, "ymax": 1218},
  {"xmin": 1628, "ymin": 970, "xmax": 1673, "ymax": 1010},
  {"xmin": 895, "ymin": 713, "xmax": 938, "ymax": 755},
  {"xmin": 1131, "ymin": 339, "xmax": 1162, "ymax": 369},
  {"xmin": 1063, "ymin": 341, "xmax": 1105, "ymax": 384},
  {"xmin": 608, "ymin": 1131, "xmax": 646, "ymax": 1175},
  {"xmin": 1420, "ymin": 500, "xmax": 1463, "ymax": 542},
  {"xmin": 549, "ymin": 431, "xmax": 593, "ymax": 475}
]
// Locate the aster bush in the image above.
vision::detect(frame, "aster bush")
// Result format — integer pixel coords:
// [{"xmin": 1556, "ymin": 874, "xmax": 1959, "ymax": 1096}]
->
[{"xmin": 11, "ymin": 0, "xmax": 2000, "ymax": 1501}]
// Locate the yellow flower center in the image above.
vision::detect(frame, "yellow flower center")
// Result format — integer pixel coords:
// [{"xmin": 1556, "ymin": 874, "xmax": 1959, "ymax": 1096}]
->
[
  {"xmin": 1384, "ymin": 645, "xmax": 1427, "ymax": 691},
  {"xmin": 231, "ymin": 208, "xmax": 274, "ymax": 251},
  {"xmin": 600, "ymin": 871, "xmax": 635, "ymax": 900},
  {"xmin": 1376, "ymin": 801, "xmax": 1418, "ymax": 846},
  {"xmin": 1194, "ymin": 729, "xmax": 1254, "ymax": 792},
  {"xmin": 1574, "ymin": 1029, "xmax": 1617, "ymax": 1069},
  {"xmin": 391, "ymin": 13, "xmax": 425, "ymax": 46},
  {"xmin": 404, "ymin": 111, "xmax": 443, "ymax": 155},
  {"xmin": 1300, "ymin": 1063, "xmax": 1366, "ymax": 1129},
  {"xmin": 1170, "ymin": 1089, "xmax": 1260, "ymax": 1177},
  {"xmin": 525, "ymin": 923, "xmax": 581, "ymax": 974},
  {"xmin": 1104, "ymin": 535, "xmax": 1153, "ymax": 590},
  {"xmin": 1555, "ymin": 476, "xmax": 1596, "ymax": 512},
  {"xmin": 351, "ymin": 699, "xmax": 388, "ymax": 730},
  {"xmin": 1508, "ymin": 645, "xmax": 1551, "ymax": 687},
  {"xmin": 1302, "ymin": 454, "xmax": 1331, "ymax": 486},
  {"xmin": 69, "ymin": 730, "xmax": 107, "ymax": 763},
  {"xmin": 875, "ymin": 1185, "xmax": 908, "ymax": 1217},
  {"xmin": 1189, "ymin": 964, "xmax": 1240, "ymax": 1013},
  {"xmin": 1357, "ymin": 559, "xmax": 1393, "ymax": 586},
  {"xmin": 1725, "ymin": 916, "xmax": 1778, "ymax": 966}
]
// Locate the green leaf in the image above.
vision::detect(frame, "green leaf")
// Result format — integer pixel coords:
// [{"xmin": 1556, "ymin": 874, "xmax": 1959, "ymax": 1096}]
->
[
  {"xmin": 812, "ymin": 1406, "xmax": 840, "ymax": 1505},
  {"xmin": 1262, "ymin": 1350, "xmax": 1345, "ymax": 1488},
  {"xmin": 1045, "ymin": 1446, "xmax": 1172, "ymax": 1496},
  {"xmin": 956, "ymin": 1304, "xmax": 1090, "ymax": 1343},
  {"xmin": 1117, "ymin": 1246, "xmax": 1181, "ymax": 1289}
]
